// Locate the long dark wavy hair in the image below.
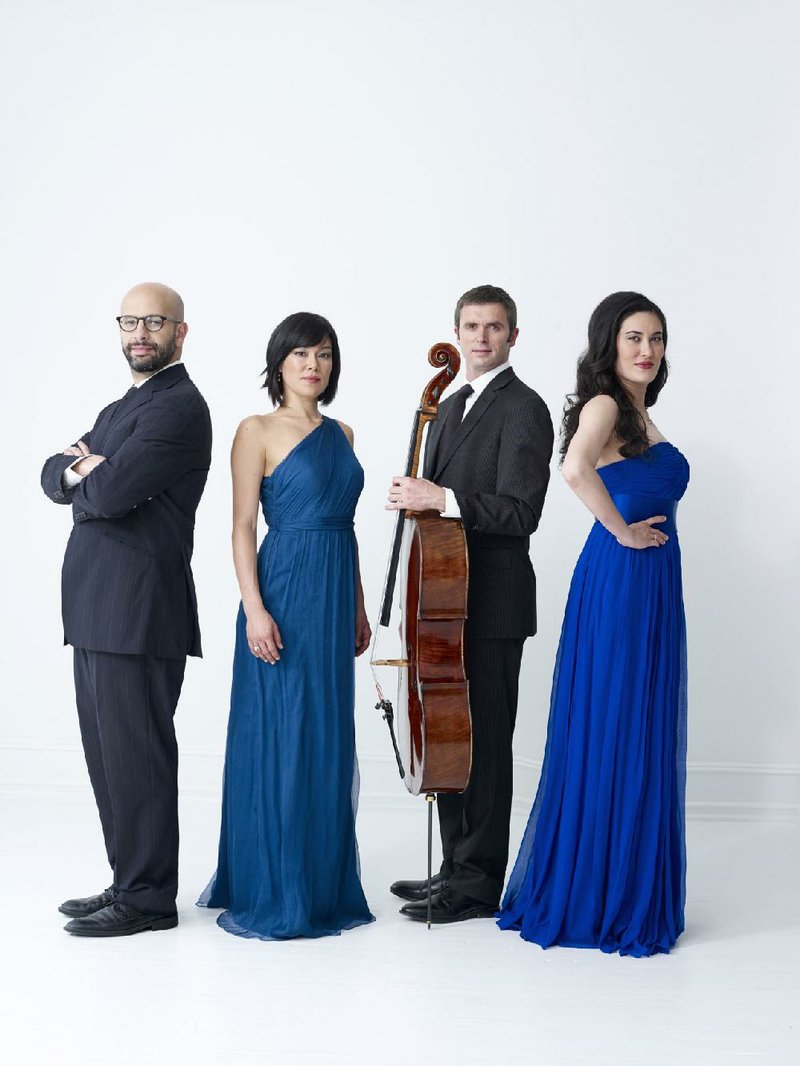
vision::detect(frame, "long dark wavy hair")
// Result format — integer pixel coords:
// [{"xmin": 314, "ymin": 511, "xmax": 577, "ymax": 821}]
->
[{"xmin": 560, "ymin": 291, "xmax": 669, "ymax": 462}]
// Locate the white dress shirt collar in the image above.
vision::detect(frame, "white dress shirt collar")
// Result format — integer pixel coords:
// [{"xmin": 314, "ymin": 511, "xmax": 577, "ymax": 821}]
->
[
  {"xmin": 132, "ymin": 359, "xmax": 182, "ymax": 388},
  {"xmin": 435, "ymin": 360, "xmax": 512, "ymax": 520}
]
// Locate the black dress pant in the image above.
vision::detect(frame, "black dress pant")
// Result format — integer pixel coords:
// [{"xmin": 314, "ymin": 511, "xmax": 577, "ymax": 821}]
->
[
  {"xmin": 73, "ymin": 648, "xmax": 186, "ymax": 915},
  {"xmin": 437, "ymin": 632, "xmax": 525, "ymax": 906}
]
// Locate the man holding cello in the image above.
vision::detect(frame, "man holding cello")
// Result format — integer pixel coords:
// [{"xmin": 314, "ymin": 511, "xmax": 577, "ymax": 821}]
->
[{"xmin": 386, "ymin": 284, "xmax": 554, "ymax": 923}]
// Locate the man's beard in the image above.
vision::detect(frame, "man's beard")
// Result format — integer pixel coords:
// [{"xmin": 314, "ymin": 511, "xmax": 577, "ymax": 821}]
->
[{"xmin": 122, "ymin": 334, "xmax": 177, "ymax": 373}]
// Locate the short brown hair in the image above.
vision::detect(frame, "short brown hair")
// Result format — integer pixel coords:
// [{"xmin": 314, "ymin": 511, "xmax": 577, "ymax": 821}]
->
[{"xmin": 454, "ymin": 284, "xmax": 517, "ymax": 333}]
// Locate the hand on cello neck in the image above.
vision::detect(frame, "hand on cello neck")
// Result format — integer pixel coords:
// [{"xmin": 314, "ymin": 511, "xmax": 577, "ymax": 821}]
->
[{"xmin": 386, "ymin": 476, "xmax": 446, "ymax": 513}]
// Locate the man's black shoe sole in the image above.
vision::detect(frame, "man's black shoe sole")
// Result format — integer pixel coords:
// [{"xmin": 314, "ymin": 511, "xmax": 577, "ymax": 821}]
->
[
  {"xmin": 64, "ymin": 913, "xmax": 178, "ymax": 937},
  {"xmin": 400, "ymin": 905, "xmax": 496, "ymax": 924}
]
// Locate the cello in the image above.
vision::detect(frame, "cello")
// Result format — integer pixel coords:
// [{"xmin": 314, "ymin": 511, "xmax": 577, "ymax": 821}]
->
[{"xmin": 370, "ymin": 342, "xmax": 472, "ymax": 925}]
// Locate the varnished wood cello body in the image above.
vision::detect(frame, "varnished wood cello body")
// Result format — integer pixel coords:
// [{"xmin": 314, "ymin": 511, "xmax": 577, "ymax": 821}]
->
[{"xmin": 372, "ymin": 343, "xmax": 472, "ymax": 798}]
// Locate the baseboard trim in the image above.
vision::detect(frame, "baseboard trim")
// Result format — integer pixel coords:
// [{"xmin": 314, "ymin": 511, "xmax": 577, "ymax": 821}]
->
[{"xmin": 1, "ymin": 743, "xmax": 798, "ymax": 824}]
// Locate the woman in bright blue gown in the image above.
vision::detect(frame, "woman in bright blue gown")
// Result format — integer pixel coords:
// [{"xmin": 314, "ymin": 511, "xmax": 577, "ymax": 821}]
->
[
  {"xmin": 198, "ymin": 312, "xmax": 374, "ymax": 939},
  {"xmin": 498, "ymin": 292, "xmax": 689, "ymax": 957}
]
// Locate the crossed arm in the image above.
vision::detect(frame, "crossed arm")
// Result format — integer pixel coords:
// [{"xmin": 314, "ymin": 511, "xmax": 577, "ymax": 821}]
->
[
  {"xmin": 40, "ymin": 430, "xmax": 96, "ymax": 504},
  {"xmin": 40, "ymin": 401, "xmax": 205, "ymax": 520}
]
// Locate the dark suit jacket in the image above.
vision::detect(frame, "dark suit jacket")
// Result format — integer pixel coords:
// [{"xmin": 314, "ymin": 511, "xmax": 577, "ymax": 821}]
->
[
  {"xmin": 41, "ymin": 363, "xmax": 212, "ymax": 659},
  {"xmin": 423, "ymin": 366, "xmax": 554, "ymax": 639}
]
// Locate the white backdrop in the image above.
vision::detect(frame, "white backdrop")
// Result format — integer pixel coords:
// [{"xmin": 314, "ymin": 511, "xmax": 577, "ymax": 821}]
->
[{"xmin": 2, "ymin": 0, "xmax": 798, "ymax": 821}]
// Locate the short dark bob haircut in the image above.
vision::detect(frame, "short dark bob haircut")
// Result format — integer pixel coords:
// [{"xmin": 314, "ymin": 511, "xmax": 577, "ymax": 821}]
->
[
  {"xmin": 454, "ymin": 284, "xmax": 517, "ymax": 334},
  {"xmin": 261, "ymin": 311, "xmax": 341, "ymax": 407},
  {"xmin": 561, "ymin": 291, "xmax": 669, "ymax": 462}
]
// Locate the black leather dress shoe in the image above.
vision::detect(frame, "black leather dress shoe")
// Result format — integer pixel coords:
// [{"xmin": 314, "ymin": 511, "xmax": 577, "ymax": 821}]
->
[
  {"xmin": 389, "ymin": 873, "xmax": 449, "ymax": 902},
  {"xmin": 58, "ymin": 886, "xmax": 117, "ymax": 918},
  {"xmin": 64, "ymin": 901, "xmax": 178, "ymax": 937},
  {"xmin": 399, "ymin": 888, "xmax": 496, "ymax": 924}
]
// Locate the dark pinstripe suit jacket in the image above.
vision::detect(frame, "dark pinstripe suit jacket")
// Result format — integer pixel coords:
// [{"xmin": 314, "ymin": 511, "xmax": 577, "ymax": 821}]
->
[
  {"xmin": 40, "ymin": 363, "xmax": 212, "ymax": 659},
  {"xmin": 423, "ymin": 366, "xmax": 554, "ymax": 639}
]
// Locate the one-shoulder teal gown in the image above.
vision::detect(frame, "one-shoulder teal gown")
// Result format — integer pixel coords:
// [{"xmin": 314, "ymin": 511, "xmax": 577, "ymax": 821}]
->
[
  {"xmin": 498, "ymin": 442, "xmax": 690, "ymax": 957},
  {"xmin": 199, "ymin": 417, "xmax": 374, "ymax": 939}
]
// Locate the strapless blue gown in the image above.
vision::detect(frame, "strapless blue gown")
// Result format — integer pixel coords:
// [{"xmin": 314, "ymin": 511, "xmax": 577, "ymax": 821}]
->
[
  {"xmin": 498, "ymin": 442, "xmax": 690, "ymax": 957},
  {"xmin": 198, "ymin": 417, "xmax": 374, "ymax": 939}
]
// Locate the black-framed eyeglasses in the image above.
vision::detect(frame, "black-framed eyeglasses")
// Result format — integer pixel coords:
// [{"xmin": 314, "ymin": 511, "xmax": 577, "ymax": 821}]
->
[{"xmin": 116, "ymin": 315, "xmax": 182, "ymax": 333}]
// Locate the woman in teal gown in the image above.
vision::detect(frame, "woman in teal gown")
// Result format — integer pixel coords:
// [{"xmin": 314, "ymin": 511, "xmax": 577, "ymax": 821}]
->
[
  {"xmin": 498, "ymin": 292, "xmax": 689, "ymax": 957},
  {"xmin": 198, "ymin": 312, "xmax": 374, "ymax": 939}
]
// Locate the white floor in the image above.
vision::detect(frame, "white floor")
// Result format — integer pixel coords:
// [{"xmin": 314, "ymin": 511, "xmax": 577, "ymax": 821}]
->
[{"xmin": 2, "ymin": 791, "xmax": 798, "ymax": 1066}]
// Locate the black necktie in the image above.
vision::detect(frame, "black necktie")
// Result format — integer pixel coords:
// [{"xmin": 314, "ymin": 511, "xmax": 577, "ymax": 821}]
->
[{"xmin": 435, "ymin": 383, "xmax": 474, "ymax": 470}]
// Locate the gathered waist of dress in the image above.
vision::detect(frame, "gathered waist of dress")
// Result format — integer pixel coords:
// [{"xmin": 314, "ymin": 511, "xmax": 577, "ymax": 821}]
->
[
  {"xmin": 608, "ymin": 494, "xmax": 678, "ymax": 536},
  {"xmin": 266, "ymin": 518, "xmax": 355, "ymax": 532}
]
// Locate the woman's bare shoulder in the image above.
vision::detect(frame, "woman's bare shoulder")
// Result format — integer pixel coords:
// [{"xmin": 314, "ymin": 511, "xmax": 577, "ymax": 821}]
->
[
  {"xmin": 335, "ymin": 419, "xmax": 354, "ymax": 446},
  {"xmin": 235, "ymin": 411, "xmax": 283, "ymax": 439},
  {"xmin": 581, "ymin": 394, "xmax": 619, "ymax": 418}
]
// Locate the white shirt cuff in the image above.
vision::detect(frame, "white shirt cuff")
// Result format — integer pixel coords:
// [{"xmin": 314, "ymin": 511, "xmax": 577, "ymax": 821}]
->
[
  {"xmin": 440, "ymin": 488, "xmax": 462, "ymax": 519},
  {"xmin": 62, "ymin": 460, "xmax": 85, "ymax": 489}
]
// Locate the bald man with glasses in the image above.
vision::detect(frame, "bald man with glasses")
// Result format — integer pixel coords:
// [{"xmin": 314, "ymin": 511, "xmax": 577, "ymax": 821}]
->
[{"xmin": 41, "ymin": 282, "xmax": 212, "ymax": 937}]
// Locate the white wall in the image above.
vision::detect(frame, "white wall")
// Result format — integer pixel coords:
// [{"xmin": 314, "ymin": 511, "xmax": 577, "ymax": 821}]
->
[{"xmin": 2, "ymin": 0, "xmax": 798, "ymax": 820}]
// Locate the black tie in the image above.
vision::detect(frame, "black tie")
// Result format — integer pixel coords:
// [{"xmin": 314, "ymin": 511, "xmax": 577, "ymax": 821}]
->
[{"xmin": 435, "ymin": 383, "xmax": 474, "ymax": 470}]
